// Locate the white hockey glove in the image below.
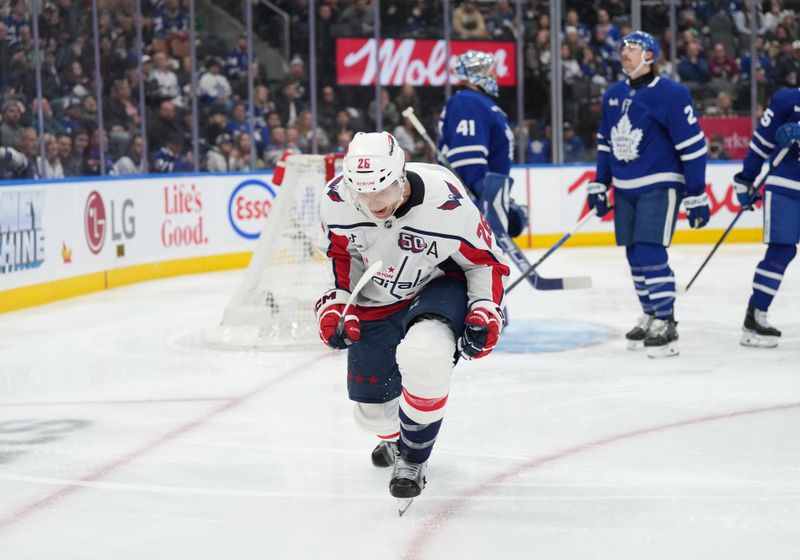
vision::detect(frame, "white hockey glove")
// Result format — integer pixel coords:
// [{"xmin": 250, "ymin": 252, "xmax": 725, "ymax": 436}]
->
[{"xmin": 315, "ymin": 289, "xmax": 361, "ymax": 350}]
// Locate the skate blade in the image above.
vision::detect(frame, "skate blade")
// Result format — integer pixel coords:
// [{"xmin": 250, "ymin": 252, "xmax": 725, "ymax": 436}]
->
[
  {"xmin": 626, "ymin": 340, "xmax": 645, "ymax": 351},
  {"xmin": 398, "ymin": 498, "xmax": 414, "ymax": 517},
  {"xmin": 646, "ymin": 343, "xmax": 679, "ymax": 358},
  {"xmin": 740, "ymin": 331, "xmax": 779, "ymax": 348}
]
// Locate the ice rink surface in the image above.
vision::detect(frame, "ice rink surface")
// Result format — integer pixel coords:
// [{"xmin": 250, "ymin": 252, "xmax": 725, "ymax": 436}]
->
[{"xmin": 1, "ymin": 244, "xmax": 798, "ymax": 560}]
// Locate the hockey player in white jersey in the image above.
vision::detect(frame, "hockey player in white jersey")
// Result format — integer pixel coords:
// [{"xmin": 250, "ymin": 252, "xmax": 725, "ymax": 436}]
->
[
  {"xmin": 587, "ymin": 31, "xmax": 711, "ymax": 358},
  {"xmin": 733, "ymin": 88, "xmax": 800, "ymax": 347},
  {"xmin": 438, "ymin": 50, "xmax": 528, "ymax": 239},
  {"xmin": 314, "ymin": 131, "xmax": 509, "ymax": 512}
]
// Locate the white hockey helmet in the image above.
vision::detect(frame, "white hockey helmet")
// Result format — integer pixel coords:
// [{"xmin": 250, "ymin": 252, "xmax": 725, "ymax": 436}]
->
[
  {"xmin": 341, "ymin": 132, "xmax": 407, "ymax": 223},
  {"xmin": 342, "ymin": 131, "xmax": 406, "ymax": 193}
]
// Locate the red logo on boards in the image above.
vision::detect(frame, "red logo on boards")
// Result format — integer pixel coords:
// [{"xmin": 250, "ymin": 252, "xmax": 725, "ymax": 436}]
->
[{"xmin": 85, "ymin": 190, "xmax": 106, "ymax": 254}]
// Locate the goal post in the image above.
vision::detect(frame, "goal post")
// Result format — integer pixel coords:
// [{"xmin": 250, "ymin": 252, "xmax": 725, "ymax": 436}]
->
[{"xmin": 206, "ymin": 153, "xmax": 342, "ymax": 350}]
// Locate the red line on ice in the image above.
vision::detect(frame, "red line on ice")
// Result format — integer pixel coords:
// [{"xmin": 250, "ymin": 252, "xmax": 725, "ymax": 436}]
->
[
  {"xmin": 0, "ymin": 354, "xmax": 328, "ymax": 532},
  {"xmin": 403, "ymin": 401, "xmax": 800, "ymax": 560}
]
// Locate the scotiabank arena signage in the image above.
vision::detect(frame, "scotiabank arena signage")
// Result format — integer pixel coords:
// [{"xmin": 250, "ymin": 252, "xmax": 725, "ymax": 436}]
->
[{"xmin": 336, "ymin": 38, "xmax": 516, "ymax": 86}]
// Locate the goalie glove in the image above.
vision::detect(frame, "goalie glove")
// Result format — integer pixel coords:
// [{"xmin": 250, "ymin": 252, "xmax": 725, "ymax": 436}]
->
[
  {"xmin": 458, "ymin": 301, "xmax": 504, "ymax": 360},
  {"xmin": 733, "ymin": 172, "xmax": 759, "ymax": 210},
  {"xmin": 683, "ymin": 192, "xmax": 710, "ymax": 229},
  {"xmin": 315, "ymin": 289, "xmax": 361, "ymax": 350},
  {"xmin": 587, "ymin": 182, "xmax": 612, "ymax": 217}
]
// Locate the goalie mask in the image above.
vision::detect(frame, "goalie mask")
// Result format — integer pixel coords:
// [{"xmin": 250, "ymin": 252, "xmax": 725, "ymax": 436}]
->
[
  {"xmin": 454, "ymin": 50, "xmax": 498, "ymax": 97},
  {"xmin": 342, "ymin": 131, "xmax": 407, "ymax": 223}
]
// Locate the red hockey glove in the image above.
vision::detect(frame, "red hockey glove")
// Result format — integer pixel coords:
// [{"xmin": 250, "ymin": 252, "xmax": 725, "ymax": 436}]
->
[
  {"xmin": 315, "ymin": 289, "xmax": 361, "ymax": 350},
  {"xmin": 458, "ymin": 301, "xmax": 504, "ymax": 360}
]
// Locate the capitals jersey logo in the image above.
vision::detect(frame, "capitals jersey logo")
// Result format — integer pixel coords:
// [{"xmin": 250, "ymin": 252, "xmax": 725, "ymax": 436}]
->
[
  {"xmin": 327, "ymin": 175, "xmax": 344, "ymax": 202},
  {"xmin": 437, "ymin": 181, "xmax": 463, "ymax": 210},
  {"xmin": 611, "ymin": 113, "xmax": 643, "ymax": 162}
]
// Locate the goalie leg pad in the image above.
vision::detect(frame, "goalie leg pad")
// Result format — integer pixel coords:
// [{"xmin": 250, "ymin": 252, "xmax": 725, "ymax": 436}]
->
[
  {"xmin": 477, "ymin": 172, "xmax": 512, "ymax": 235},
  {"xmin": 396, "ymin": 318, "xmax": 456, "ymax": 425},
  {"xmin": 353, "ymin": 398, "xmax": 400, "ymax": 439}
]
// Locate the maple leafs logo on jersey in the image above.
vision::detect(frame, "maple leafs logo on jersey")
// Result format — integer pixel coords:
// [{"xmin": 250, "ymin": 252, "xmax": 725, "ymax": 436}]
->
[
  {"xmin": 326, "ymin": 175, "xmax": 344, "ymax": 202},
  {"xmin": 610, "ymin": 114, "xmax": 643, "ymax": 162},
  {"xmin": 437, "ymin": 181, "xmax": 463, "ymax": 210}
]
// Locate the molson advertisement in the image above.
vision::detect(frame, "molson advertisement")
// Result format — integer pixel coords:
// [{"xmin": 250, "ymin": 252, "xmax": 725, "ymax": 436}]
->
[{"xmin": 336, "ymin": 38, "xmax": 516, "ymax": 86}]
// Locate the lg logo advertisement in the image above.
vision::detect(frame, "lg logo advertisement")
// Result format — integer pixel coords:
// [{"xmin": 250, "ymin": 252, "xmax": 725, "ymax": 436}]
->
[
  {"xmin": 0, "ymin": 190, "xmax": 46, "ymax": 274},
  {"xmin": 228, "ymin": 179, "xmax": 276, "ymax": 239},
  {"xmin": 162, "ymin": 183, "xmax": 208, "ymax": 248},
  {"xmin": 84, "ymin": 190, "xmax": 136, "ymax": 257}
]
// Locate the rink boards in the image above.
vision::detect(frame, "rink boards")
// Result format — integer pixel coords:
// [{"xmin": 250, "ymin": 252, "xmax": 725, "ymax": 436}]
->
[{"xmin": 0, "ymin": 162, "xmax": 757, "ymax": 312}]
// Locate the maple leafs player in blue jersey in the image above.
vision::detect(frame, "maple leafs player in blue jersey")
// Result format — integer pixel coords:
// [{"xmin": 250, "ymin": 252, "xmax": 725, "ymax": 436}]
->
[
  {"xmin": 437, "ymin": 50, "xmax": 528, "ymax": 239},
  {"xmin": 587, "ymin": 31, "xmax": 711, "ymax": 358},
  {"xmin": 733, "ymin": 89, "xmax": 800, "ymax": 348}
]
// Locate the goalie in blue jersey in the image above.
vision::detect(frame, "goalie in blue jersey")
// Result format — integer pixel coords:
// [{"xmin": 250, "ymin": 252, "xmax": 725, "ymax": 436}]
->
[
  {"xmin": 587, "ymin": 31, "xmax": 711, "ymax": 358},
  {"xmin": 437, "ymin": 50, "xmax": 528, "ymax": 239},
  {"xmin": 733, "ymin": 89, "xmax": 800, "ymax": 348}
]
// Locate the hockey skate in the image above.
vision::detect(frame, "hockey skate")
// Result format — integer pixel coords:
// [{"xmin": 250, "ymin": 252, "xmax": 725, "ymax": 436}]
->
[
  {"xmin": 644, "ymin": 316, "xmax": 679, "ymax": 358},
  {"xmin": 389, "ymin": 454, "xmax": 427, "ymax": 516},
  {"xmin": 625, "ymin": 314, "xmax": 654, "ymax": 350},
  {"xmin": 371, "ymin": 440, "xmax": 398, "ymax": 468},
  {"xmin": 741, "ymin": 306, "xmax": 781, "ymax": 348}
]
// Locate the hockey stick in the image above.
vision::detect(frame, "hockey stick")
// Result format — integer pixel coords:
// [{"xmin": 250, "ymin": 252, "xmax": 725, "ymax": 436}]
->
[
  {"xmin": 684, "ymin": 145, "xmax": 790, "ymax": 292},
  {"xmin": 336, "ymin": 259, "xmax": 383, "ymax": 335},
  {"xmin": 401, "ymin": 106, "xmax": 591, "ymax": 291},
  {"xmin": 507, "ymin": 208, "xmax": 597, "ymax": 292},
  {"xmin": 401, "ymin": 106, "xmax": 459, "ymax": 176}
]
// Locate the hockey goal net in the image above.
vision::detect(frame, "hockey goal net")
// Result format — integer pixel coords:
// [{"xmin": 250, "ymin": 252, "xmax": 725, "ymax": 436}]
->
[{"xmin": 206, "ymin": 153, "xmax": 342, "ymax": 350}]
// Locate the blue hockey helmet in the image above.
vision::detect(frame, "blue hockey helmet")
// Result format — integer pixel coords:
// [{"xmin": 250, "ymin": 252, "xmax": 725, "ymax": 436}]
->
[
  {"xmin": 621, "ymin": 31, "xmax": 660, "ymax": 61},
  {"xmin": 454, "ymin": 50, "xmax": 498, "ymax": 97}
]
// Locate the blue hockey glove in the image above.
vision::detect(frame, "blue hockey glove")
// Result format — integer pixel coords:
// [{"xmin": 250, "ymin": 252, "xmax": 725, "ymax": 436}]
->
[
  {"xmin": 733, "ymin": 172, "xmax": 759, "ymax": 210},
  {"xmin": 774, "ymin": 122, "xmax": 800, "ymax": 148},
  {"xmin": 507, "ymin": 200, "xmax": 529, "ymax": 237},
  {"xmin": 587, "ymin": 182, "xmax": 612, "ymax": 217},
  {"xmin": 684, "ymin": 192, "xmax": 710, "ymax": 229}
]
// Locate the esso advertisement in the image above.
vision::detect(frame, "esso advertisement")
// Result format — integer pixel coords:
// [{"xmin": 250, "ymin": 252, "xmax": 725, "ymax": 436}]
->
[
  {"xmin": 228, "ymin": 179, "xmax": 276, "ymax": 239},
  {"xmin": 161, "ymin": 182, "xmax": 208, "ymax": 248}
]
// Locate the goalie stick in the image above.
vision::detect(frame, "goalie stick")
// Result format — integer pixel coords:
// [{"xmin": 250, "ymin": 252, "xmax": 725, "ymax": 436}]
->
[
  {"xmin": 507, "ymin": 208, "xmax": 597, "ymax": 292},
  {"xmin": 401, "ymin": 106, "xmax": 591, "ymax": 291},
  {"xmin": 683, "ymin": 145, "xmax": 790, "ymax": 292}
]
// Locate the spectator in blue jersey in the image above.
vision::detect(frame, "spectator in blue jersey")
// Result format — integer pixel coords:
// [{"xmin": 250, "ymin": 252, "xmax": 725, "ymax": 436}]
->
[
  {"xmin": 733, "ymin": 87, "xmax": 800, "ymax": 348},
  {"xmin": 563, "ymin": 122, "xmax": 587, "ymax": 163},
  {"xmin": 587, "ymin": 31, "xmax": 710, "ymax": 358},
  {"xmin": 526, "ymin": 122, "xmax": 550, "ymax": 164},
  {"xmin": 153, "ymin": 0, "xmax": 188, "ymax": 56},
  {"xmin": 226, "ymin": 102, "xmax": 249, "ymax": 137},
  {"xmin": 678, "ymin": 40, "xmax": 710, "ymax": 97},
  {"xmin": 152, "ymin": 132, "xmax": 191, "ymax": 173},
  {"xmin": 225, "ymin": 33, "xmax": 249, "ymax": 85},
  {"xmin": 438, "ymin": 49, "xmax": 528, "ymax": 239},
  {"xmin": 3, "ymin": 0, "xmax": 29, "ymax": 46}
]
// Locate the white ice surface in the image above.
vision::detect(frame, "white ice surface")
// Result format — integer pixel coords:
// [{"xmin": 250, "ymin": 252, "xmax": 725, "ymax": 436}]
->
[{"xmin": 0, "ymin": 244, "xmax": 798, "ymax": 560}]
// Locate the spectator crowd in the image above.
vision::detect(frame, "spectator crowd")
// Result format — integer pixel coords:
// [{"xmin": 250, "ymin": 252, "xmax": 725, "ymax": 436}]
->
[{"xmin": 2, "ymin": 0, "xmax": 799, "ymax": 179}]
